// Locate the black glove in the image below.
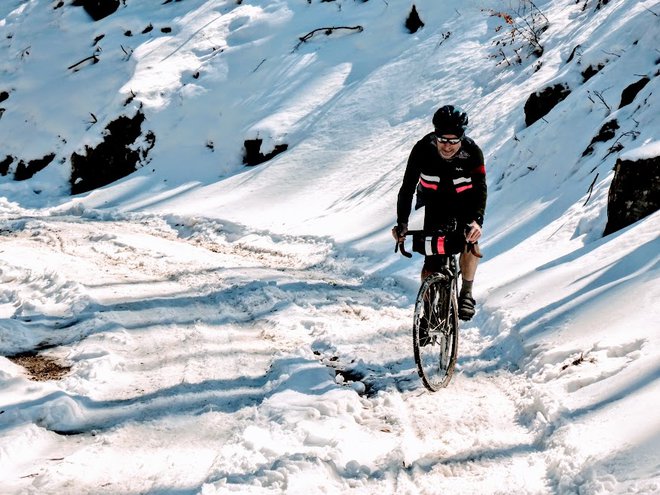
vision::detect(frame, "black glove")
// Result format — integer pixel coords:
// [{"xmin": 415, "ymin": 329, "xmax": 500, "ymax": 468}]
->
[{"xmin": 391, "ymin": 223, "xmax": 408, "ymax": 242}]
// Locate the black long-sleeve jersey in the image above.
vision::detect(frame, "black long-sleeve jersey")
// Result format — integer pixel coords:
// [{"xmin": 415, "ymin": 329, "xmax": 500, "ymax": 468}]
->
[{"xmin": 396, "ymin": 133, "xmax": 487, "ymax": 230}]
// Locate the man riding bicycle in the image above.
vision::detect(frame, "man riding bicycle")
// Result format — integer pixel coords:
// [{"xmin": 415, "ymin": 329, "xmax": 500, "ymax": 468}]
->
[{"xmin": 392, "ymin": 105, "xmax": 487, "ymax": 321}]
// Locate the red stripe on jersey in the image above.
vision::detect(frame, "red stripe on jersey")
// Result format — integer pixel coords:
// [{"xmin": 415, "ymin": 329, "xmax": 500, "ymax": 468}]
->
[
  {"xmin": 419, "ymin": 178, "xmax": 438, "ymax": 190},
  {"xmin": 473, "ymin": 164, "xmax": 486, "ymax": 175}
]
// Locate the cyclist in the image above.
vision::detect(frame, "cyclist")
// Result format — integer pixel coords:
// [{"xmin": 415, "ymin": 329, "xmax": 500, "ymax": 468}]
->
[{"xmin": 392, "ymin": 105, "xmax": 487, "ymax": 321}]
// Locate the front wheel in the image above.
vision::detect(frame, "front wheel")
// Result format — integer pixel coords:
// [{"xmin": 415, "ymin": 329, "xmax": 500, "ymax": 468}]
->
[{"xmin": 412, "ymin": 273, "xmax": 459, "ymax": 391}]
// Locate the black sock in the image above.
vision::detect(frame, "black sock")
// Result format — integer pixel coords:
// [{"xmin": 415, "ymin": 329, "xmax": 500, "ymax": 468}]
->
[{"xmin": 460, "ymin": 279, "xmax": 473, "ymax": 297}]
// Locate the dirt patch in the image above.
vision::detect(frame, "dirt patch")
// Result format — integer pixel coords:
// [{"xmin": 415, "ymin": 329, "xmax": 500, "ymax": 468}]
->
[{"xmin": 7, "ymin": 352, "xmax": 71, "ymax": 381}]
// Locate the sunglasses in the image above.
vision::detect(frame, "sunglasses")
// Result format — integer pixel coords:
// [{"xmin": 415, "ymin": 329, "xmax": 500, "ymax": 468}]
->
[{"xmin": 436, "ymin": 135, "xmax": 462, "ymax": 145}]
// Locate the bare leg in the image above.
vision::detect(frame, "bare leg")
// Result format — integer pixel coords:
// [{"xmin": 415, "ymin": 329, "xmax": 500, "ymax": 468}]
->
[
  {"xmin": 457, "ymin": 248, "xmax": 480, "ymax": 320},
  {"xmin": 459, "ymin": 249, "xmax": 479, "ymax": 288},
  {"xmin": 423, "ymin": 249, "xmax": 480, "ymax": 285}
]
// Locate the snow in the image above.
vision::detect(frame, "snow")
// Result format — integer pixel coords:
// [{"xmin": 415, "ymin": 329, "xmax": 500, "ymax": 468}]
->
[
  {"xmin": 0, "ymin": 0, "xmax": 659, "ymax": 493},
  {"xmin": 621, "ymin": 141, "xmax": 660, "ymax": 162}
]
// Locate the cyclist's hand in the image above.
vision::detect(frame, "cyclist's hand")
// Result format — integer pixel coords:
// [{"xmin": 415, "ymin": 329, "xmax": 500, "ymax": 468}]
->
[
  {"xmin": 391, "ymin": 223, "xmax": 408, "ymax": 242},
  {"xmin": 465, "ymin": 221, "xmax": 482, "ymax": 243}
]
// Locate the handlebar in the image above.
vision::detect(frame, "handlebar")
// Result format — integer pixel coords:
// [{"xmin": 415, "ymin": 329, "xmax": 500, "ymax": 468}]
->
[
  {"xmin": 394, "ymin": 229, "xmax": 482, "ymax": 259},
  {"xmin": 395, "ymin": 237, "xmax": 413, "ymax": 258}
]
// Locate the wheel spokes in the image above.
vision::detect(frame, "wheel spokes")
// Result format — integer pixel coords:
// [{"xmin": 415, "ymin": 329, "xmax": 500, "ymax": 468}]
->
[{"xmin": 413, "ymin": 274, "xmax": 458, "ymax": 391}]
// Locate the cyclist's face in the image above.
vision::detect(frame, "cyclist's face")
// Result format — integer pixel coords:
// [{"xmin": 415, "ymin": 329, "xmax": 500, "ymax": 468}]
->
[{"xmin": 436, "ymin": 134, "xmax": 461, "ymax": 159}]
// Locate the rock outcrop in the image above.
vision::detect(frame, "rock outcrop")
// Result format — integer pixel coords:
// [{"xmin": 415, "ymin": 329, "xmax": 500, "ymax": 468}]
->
[{"xmin": 604, "ymin": 145, "xmax": 660, "ymax": 235}]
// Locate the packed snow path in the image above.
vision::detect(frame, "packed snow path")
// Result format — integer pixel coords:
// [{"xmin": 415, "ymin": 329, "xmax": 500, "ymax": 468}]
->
[{"xmin": 0, "ymin": 211, "xmax": 626, "ymax": 494}]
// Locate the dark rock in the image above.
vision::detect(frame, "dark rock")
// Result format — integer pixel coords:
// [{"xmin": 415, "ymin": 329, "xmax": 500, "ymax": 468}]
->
[
  {"xmin": 524, "ymin": 83, "xmax": 571, "ymax": 127},
  {"xmin": 0, "ymin": 155, "xmax": 13, "ymax": 176},
  {"xmin": 243, "ymin": 139, "xmax": 288, "ymax": 166},
  {"xmin": 14, "ymin": 153, "xmax": 56, "ymax": 181},
  {"xmin": 73, "ymin": 0, "xmax": 120, "ymax": 22},
  {"xmin": 581, "ymin": 62, "xmax": 606, "ymax": 82},
  {"xmin": 619, "ymin": 77, "xmax": 650, "ymax": 109},
  {"xmin": 582, "ymin": 119, "xmax": 619, "ymax": 156},
  {"xmin": 141, "ymin": 131, "xmax": 156, "ymax": 160},
  {"xmin": 0, "ymin": 91, "xmax": 8, "ymax": 103},
  {"xmin": 70, "ymin": 111, "xmax": 152, "ymax": 194},
  {"xmin": 405, "ymin": 5, "xmax": 424, "ymax": 34},
  {"xmin": 604, "ymin": 154, "xmax": 660, "ymax": 235},
  {"xmin": 566, "ymin": 45, "xmax": 580, "ymax": 63}
]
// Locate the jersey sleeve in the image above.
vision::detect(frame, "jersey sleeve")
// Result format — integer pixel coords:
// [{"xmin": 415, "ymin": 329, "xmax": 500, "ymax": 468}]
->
[
  {"xmin": 396, "ymin": 141, "xmax": 423, "ymax": 225},
  {"xmin": 469, "ymin": 145, "xmax": 487, "ymax": 226}
]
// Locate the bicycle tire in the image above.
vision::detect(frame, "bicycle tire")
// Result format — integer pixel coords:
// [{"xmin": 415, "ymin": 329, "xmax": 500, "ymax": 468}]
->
[{"xmin": 412, "ymin": 272, "xmax": 459, "ymax": 391}]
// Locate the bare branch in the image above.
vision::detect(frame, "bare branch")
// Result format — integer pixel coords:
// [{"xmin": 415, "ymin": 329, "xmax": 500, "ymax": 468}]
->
[
  {"xmin": 294, "ymin": 25, "xmax": 364, "ymax": 51},
  {"xmin": 592, "ymin": 90, "xmax": 611, "ymax": 113},
  {"xmin": 603, "ymin": 131, "xmax": 640, "ymax": 160},
  {"xmin": 67, "ymin": 54, "xmax": 100, "ymax": 71},
  {"xmin": 601, "ymin": 49, "xmax": 623, "ymax": 58},
  {"xmin": 120, "ymin": 45, "xmax": 133, "ymax": 61},
  {"xmin": 583, "ymin": 173, "xmax": 599, "ymax": 206},
  {"xmin": 86, "ymin": 112, "xmax": 98, "ymax": 130},
  {"xmin": 252, "ymin": 58, "xmax": 266, "ymax": 73},
  {"xmin": 527, "ymin": 0, "xmax": 549, "ymax": 23},
  {"xmin": 434, "ymin": 31, "xmax": 452, "ymax": 50}
]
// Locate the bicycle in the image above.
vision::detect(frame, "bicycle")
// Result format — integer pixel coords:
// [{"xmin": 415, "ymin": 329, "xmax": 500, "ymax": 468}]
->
[{"xmin": 395, "ymin": 228, "xmax": 480, "ymax": 391}]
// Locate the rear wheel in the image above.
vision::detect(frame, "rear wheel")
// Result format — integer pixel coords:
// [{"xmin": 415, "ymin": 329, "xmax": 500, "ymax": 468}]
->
[{"xmin": 412, "ymin": 273, "xmax": 459, "ymax": 391}]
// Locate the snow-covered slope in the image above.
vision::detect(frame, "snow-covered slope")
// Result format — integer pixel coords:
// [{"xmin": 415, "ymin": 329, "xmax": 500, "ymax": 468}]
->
[{"xmin": 0, "ymin": 0, "xmax": 658, "ymax": 493}]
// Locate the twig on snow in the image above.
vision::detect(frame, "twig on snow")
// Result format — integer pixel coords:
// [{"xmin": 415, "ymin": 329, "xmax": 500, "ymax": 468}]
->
[
  {"xmin": 67, "ymin": 54, "xmax": 99, "ymax": 71},
  {"xmin": 583, "ymin": 173, "xmax": 599, "ymax": 206},
  {"xmin": 294, "ymin": 25, "xmax": 363, "ymax": 51}
]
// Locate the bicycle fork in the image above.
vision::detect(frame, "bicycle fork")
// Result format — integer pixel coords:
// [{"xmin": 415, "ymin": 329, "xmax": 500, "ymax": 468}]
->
[{"xmin": 424, "ymin": 278, "xmax": 453, "ymax": 342}]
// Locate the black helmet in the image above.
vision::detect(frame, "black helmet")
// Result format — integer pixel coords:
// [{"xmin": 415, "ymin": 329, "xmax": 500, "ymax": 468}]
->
[{"xmin": 432, "ymin": 105, "xmax": 468, "ymax": 137}]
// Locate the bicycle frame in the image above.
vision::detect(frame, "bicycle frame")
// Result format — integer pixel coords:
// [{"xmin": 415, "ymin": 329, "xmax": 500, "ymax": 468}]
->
[{"xmin": 396, "ymin": 229, "xmax": 462, "ymax": 391}]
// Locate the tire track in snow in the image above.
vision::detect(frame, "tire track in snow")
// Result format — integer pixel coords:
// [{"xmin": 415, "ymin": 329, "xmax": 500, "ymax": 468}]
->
[
  {"xmin": 307, "ymin": 305, "xmax": 552, "ymax": 493},
  {"xmin": 0, "ymin": 211, "xmax": 554, "ymax": 493}
]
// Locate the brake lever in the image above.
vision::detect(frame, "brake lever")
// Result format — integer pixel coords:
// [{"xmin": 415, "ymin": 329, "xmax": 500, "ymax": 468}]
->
[
  {"xmin": 398, "ymin": 240, "xmax": 412, "ymax": 258},
  {"xmin": 467, "ymin": 242, "xmax": 483, "ymax": 258}
]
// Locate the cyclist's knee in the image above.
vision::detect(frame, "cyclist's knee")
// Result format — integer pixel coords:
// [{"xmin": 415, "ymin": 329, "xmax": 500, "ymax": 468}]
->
[{"xmin": 421, "ymin": 268, "xmax": 433, "ymax": 281}]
